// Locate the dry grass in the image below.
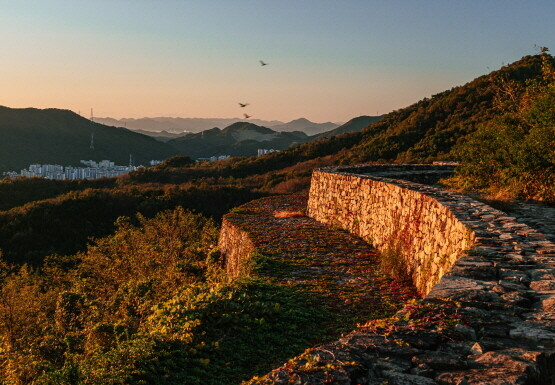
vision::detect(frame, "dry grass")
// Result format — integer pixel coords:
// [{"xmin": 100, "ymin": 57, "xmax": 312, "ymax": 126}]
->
[{"xmin": 273, "ymin": 210, "xmax": 306, "ymax": 218}]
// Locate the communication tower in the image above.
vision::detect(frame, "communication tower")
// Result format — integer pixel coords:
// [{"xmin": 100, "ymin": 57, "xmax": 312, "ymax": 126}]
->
[{"xmin": 90, "ymin": 108, "xmax": 95, "ymax": 150}]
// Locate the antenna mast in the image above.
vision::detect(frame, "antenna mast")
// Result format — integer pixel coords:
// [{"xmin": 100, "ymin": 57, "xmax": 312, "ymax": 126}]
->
[{"xmin": 90, "ymin": 108, "xmax": 95, "ymax": 150}]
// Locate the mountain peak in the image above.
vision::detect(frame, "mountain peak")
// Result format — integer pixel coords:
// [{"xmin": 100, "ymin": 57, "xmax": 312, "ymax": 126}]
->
[
  {"xmin": 222, "ymin": 122, "xmax": 274, "ymax": 134},
  {"xmin": 270, "ymin": 118, "xmax": 340, "ymax": 136},
  {"xmin": 289, "ymin": 118, "xmax": 312, "ymax": 124}
]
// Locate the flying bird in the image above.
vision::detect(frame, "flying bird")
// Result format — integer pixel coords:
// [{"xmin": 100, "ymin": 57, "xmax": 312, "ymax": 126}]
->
[
  {"xmin": 243, "ymin": 113, "xmax": 251, "ymax": 119},
  {"xmin": 259, "ymin": 60, "xmax": 268, "ymax": 66},
  {"xmin": 238, "ymin": 102, "xmax": 249, "ymax": 107}
]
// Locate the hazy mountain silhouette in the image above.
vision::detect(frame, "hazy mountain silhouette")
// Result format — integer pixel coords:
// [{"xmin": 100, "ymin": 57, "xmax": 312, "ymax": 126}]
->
[
  {"xmin": 95, "ymin": 116, "xmax": 341, "ymax": 136},
  {"xmin": 94, "ymin": 117, "xmax": 284, "ymax": 134},
  {"xmin": 269, "ymin": 118, "xmax": 341, "ymax": 135}
]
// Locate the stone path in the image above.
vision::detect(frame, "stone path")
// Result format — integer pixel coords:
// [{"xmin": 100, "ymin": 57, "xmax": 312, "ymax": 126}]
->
[{"xmin": 229, "ymin": 165, "xmax": 555, "ymax": 384}]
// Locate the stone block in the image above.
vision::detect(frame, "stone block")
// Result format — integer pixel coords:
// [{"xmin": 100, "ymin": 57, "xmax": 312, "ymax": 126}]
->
[
  {"xmin": 530, "ymin": 280, "xmax": 555, "ymax": 292},
  {"xmin": 380, "ymin": 370, "xmax": 438, "ymax": 385},
  {"xmin": 509, "ymin": 322, "xmax": 555, "ymax": 342}
]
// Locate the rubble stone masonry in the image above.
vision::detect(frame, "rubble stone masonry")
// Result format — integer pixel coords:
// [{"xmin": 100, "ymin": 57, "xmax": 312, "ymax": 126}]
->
[
  {"xmin": 308, "ymin": 164, "xmax": 470, "ymax": 296},
  {"xmin": 218, "ymin": 215, "xmax": 255, "ymax": 279}
]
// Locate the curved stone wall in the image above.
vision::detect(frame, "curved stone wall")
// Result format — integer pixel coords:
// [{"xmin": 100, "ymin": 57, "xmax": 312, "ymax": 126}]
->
[
  {"xmin": 308, "ymin": 164, "xmax": 471, "ymax": 296},
  {"xmin": 221, "ymin": 164, "xmax": 555, "ymax": 384}
]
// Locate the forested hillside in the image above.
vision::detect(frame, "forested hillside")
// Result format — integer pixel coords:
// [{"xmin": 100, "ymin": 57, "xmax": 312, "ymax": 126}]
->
[
  {"xmin": 447, "ymin": 49, "xmax": 555, "ymax": 200},
  {"xmin": 0, "ymin": 107, "xmax": 179, "ymax": 173},
  {"xmin": 2, "ymin": 54, "xmax": 552, "ymax": 267}
]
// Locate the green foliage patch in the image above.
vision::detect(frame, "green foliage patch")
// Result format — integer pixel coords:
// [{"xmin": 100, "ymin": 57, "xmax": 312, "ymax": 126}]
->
[
  {"xmin": 0, "ymin": 204, "xmax": 332, "ymax": 385},
  {"xmin": 447, "ymin": 51, "xmax": 555, "ymax": 201},
  {"xmin": 0, "ymin": 184, "xmax": 263, "ymax": 265}
]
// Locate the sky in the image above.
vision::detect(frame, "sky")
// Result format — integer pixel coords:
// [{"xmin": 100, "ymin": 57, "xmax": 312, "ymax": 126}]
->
[{"xmin": 1, "ymin": 1, "xmax": 555, "ymax": 123}]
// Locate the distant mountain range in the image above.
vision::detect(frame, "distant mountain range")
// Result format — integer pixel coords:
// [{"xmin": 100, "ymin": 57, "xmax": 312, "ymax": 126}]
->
[
  {"xmin": 0, "ymin": 106, "xmax": 379, "ymax": 173},
  {"xmin": 94, "ymin": 116, "xmax": 342, "ymax": 136},
  {"xmin": 166, "ymin": 117, "xmax": 383, "ymax": 158}
]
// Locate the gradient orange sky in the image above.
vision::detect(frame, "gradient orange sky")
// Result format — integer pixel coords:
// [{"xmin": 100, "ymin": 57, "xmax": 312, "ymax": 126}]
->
[{"xmin": 2, "ymin": 1, "xmax": 554, "ymax": 122}]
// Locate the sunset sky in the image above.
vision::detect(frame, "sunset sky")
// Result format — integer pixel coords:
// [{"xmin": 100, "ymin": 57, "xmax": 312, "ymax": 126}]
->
[{"xmin": 2, "ymin": 0, "xmax": 555, "ymax": 122}]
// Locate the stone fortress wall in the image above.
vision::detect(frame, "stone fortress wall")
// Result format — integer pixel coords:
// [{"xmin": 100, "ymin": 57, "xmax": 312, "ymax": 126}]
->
[
  {"xmin": 220, "ymin": 164, "xmax": 555, "ymax": 384},
  {"xmin": 308, "ymin": 164, "xmax": 470, "ymax": 296},
  {"xmin": 218, "ymin": 215, "xmax": 255, "ymax": 279}
]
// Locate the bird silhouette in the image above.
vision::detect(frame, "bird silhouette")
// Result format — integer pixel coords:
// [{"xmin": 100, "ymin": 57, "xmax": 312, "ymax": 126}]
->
[
  {"xmin": 259, "ymin": 60, "xmax": 268, "ymax": 66},
  {"xmin": 238, "ymin": 102, "xmax": 249, "ymax": 107},
  {"xmin": 243, "ymin": 113, "xmax": 251, "ymax": 119}
]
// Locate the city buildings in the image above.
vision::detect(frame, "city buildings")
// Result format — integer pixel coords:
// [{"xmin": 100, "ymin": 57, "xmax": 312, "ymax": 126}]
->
[
  {"xmin": 1, "ymin": 160, "xmax": 152, "ymax": 180},
  {"xmin": 257, "ymin": 149, "xmax": 278, "ymax": 156},
  {"xmin": 196, "ymin": 155, "xmax": 231, "ymax": 162}
]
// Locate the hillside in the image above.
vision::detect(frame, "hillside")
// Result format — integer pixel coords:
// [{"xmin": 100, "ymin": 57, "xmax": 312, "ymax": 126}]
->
[
  {"xmin": 338, "ymin": 55, "xmax": 552, "ymax": 164},
  {"xmin": 168, "ymin": 122, "xmax": 309, "ymax": 158},
  {"xmin": 1, "ymin": 55, "xmax": 552, "ymax": 263},
  {"xmin": 1, "ymin": 53, "xmax": 554, "ymax": 385},
  {"xmin": 0, "ymin": 106, "xmax": 179, "ymax": 173},
  {"xmin": 1, "ymin": 55, "xmax": 551, "ymax": 265},
  {"xmin": 311, "ymin": 115, "xmax": 382, "ymax": 139},
  {"xmin": 128, "ymin": 55, "xmax": 551, "ymax": 194}
]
